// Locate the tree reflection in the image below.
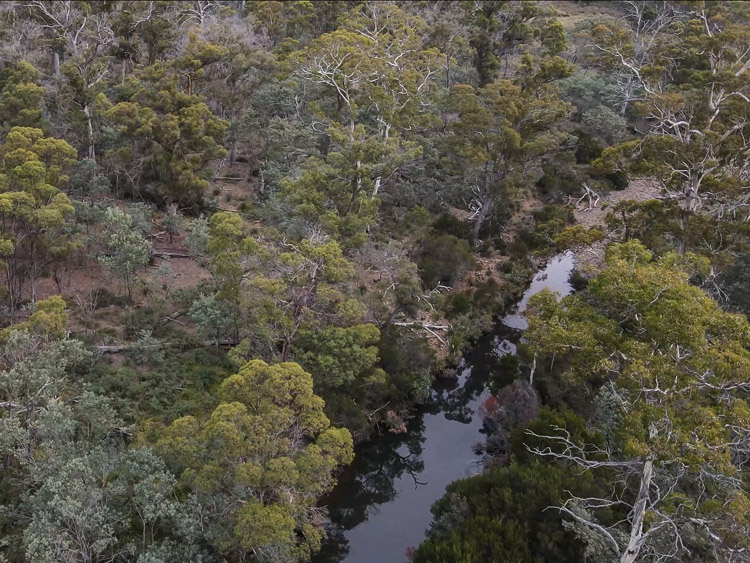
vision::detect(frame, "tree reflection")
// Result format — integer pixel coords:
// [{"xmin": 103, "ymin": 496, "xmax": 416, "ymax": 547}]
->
[
  {"xmin": 315, "ymin": 323, "xmax": 523, "ymax": 562},
  {"xmin": 315, "ymin": 411, "xmax": 427, "ymax": 561},
  {"xmin": 432, "ymin": 325, "xmax": 522, "ymax": 423}
]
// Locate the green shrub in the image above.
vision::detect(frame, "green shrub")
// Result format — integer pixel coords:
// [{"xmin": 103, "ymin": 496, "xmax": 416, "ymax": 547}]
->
[
  {"xmin": 445, "ymin": 291, "xmax": 473, "ymax": 318},
  {"xmin": 569, "ymin": 269, "xmax": 589, "ymax": 291},
  {"xmin": 432, "ymin": 212, "xmax": 474, "ymax": 243},
  {"xmin": 572, "ymin": 128, "xmax": 603, "ymax": 164},
  {"xmin": 417, "ymin": 234, "xmax": 476, "ymax": 288},
  {"xmin": 606, "ymin": 170, "xmax": 629, "ymax": 190}
]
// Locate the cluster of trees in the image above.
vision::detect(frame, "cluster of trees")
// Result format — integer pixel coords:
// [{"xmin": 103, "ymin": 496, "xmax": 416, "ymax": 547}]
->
[
  {"xmin": 0, "ymin": 0, "xmax": 590, "ymax": 436},
  {"xmin": 0, "ymin": 0, "xmax": 749, "ymax": 561},
  {"xmin": 418, "ymin": 241, "xmax": 750, "ymax": 562},
  {"xmin": 416, "ymin": 2, "xmax": 750, "ymax": 562},
  {"xmin": 1, "ymin": 302, "xmax": 353, "ymax": 561}
]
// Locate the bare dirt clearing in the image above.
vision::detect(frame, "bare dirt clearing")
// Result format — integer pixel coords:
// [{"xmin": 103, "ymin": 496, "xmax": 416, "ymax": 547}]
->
[{"xmin": 572, "ymin": 178, "xmax": 662, "ymax": 270}]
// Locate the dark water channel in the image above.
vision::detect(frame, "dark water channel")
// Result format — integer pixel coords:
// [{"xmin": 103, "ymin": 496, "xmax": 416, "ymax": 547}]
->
[{"xmin": 315, "ymin": 252, "xmax": 575, "ymax": 563}]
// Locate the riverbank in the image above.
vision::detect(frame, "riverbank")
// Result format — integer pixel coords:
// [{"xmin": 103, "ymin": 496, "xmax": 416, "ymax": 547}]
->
[{"xmin": 315, "ymin": 252, "xmax": 576, "ymax": 563}]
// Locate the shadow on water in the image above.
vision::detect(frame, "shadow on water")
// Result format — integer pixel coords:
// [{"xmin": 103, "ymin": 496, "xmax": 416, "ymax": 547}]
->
[{"xmin": 315, "ymin": 252, "xmax": 575, "ymax": 563}]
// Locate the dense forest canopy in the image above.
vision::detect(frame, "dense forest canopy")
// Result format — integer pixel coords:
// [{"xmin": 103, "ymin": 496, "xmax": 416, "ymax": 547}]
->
[{"xmin": 0, "ymin": 1, "xmax": 749, "ymax": 562}]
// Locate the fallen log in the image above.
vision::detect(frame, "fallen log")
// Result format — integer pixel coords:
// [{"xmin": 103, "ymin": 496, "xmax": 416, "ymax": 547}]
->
[
  {"xmin": 96, "ymin": 339, "xmax": 237, "ymax": 354},
  {"xmin": 162, "ymin": 311, "xmax": 186, "ymax": 326},
  {"xmin": 151, "ymin": 250, "xmax": 192, "ymax": 259},
  {"xmin": 96, "ymin": 345, "xmax": 128, "ymax": 353}
]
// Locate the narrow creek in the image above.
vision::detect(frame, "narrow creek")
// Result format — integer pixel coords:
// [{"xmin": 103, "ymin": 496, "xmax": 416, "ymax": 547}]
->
[{"xmin": 315, "ymin": 252, "xmax": 575, "ymax": 563}]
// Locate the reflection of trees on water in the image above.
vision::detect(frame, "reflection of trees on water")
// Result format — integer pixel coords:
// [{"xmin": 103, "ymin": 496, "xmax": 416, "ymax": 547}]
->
[
  {"xmin": 315, "ymin": 414, "xmax": 428, "ymax": 561},
  {"xmin": 315, "ymin": 325, "xmax": 522, "ymax": 562},
  {"xmin": 432, "ymin": 325, "xmax": 522, "ymax": 423}
]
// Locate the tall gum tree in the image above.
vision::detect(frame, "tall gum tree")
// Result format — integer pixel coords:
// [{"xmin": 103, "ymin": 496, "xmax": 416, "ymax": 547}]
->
[
  {"xmin": 593, "ymin": 2, "xmax": 750, "ymax": 252},
  {"xmin": 25, "ymin": 1, "xmax": 115, "ymax": 161},
  {"xmin": 446, "ymin": 56, "xmax": 573, "ymax": 238},
  {"xmin": 0, "ymin": 127, "xmax": 77, "ymax": 313},
  {"xmin": 525, "ymin": 241, "xmax": 750, "ymax": 562},
  {"xmin": 156, "ymin": 359, "xmax": 354, "ymax": 561},
  {"xmin": 289, "ymin": 2, "xmax": 442, "ymax": 244}
]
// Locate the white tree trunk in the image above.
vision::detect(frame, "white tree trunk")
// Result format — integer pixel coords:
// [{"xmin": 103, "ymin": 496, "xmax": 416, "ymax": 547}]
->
[
  {"xmin": 83, "ymin": 104, "xmax": 95, "ymax": 160},
  {"xmin": 620, "ymin": 459, "xmax": 653, "ymax": 563},
  {"xmin": 52, "ymin": 50, "xmax": 60, "ymax": 77}
]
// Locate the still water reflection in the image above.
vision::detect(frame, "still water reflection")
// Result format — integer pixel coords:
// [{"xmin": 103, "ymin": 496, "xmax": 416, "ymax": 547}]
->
[{"xmin": 315, "ymin": 252, "xmax": 575, "ymax": 563}]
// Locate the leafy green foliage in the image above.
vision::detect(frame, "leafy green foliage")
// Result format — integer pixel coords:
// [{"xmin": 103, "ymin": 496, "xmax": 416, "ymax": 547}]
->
[
  {"xmin": 0, "ymin": 330, "xmax": 207, "ymax": 562},
  {"xmin": 445, "ymin": 73, "xmax": 572, "ymax": 238},
  {"xmin": 295, "ymin": 323, "xmax": 384, "ymax": 390},
  {"xmin": 0, "ymin": 127, "xmax": 78, "ymax": 310},
  {"xmin": 156, "ymin": 359, "xmax": 354, "ymax": 560},
  {"xmin": 105, "ymin": 42, "xmax": 229, "ymax": 206},
  {"xmin": 417, "ymin": 234, "xmax": 476, "ymax": 288},
  {"xmin": 525, "ymin": 241, "xmax": 750, "ymax": 559},
  {"xmin": 0, "ymin": 61, "xmax": 46, "ymax": 129},
  {"xmin": 415, "ymin": 409, "xmax": 606, "ymax": 563}
]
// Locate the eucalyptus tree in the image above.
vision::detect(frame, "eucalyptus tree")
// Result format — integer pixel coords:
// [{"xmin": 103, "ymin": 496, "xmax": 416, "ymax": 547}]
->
[
  {"xmin": 25, "ymin": 0, "xmax": 116, "ymax": 160},
  {"xmin": 464, "ymin": 0, "xmax": 568, "ymax": 87},
  {"xmin": 525, "ymin": 241, "xmax": 750, "ymax": 562},
  {"xmin": 0, "ymin": 328, "xmax": 207, "ymax": 563},
  {"xmin": 289, "ymin": 1, "xmax": 442, "ymax": 245},
  {"xmin": 104, "ymin": 39, "xmax": 229, "ymax": 205},
  {"xmin": 587, "ymin": 0, "xmax": 683, "ymax": 116},
  {"xmin": 0, "ymin": 127, "xmax": 77, "ymax": 312},
  {"xmin": 204, "ymin": 211, "xmax": 357, "ymax": 361},
  {"xmin": 98, "ymin": 206, "xmax": 151, "ymax": 300},
  {"xmin": 445, "ymin": 62, "xmax": 573, "ymax": 238},
  {"xmin": 157, "ymin": 359, "xmax": 354, "ymax": 561},
  {"xmin": 593, "ymin": 2, "xmax": 750, "ymax": 252}
]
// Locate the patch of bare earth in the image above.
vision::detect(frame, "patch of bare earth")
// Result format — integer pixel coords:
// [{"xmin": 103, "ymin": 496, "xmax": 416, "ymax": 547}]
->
[
  {"xmin": 211, "ymin": 161, "xmax": 262, "ymax": 212},
  {"xmin": 572, "ymin": 178, "xmax": 663, "ymax": 271},
  {"xmin": 27, "ymin": 222, "xmax": 211, "ymax": 346}
]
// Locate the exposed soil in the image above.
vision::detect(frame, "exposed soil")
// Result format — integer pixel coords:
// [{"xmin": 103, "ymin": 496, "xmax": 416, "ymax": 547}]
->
[
  {"xmin": 211, "ymin": 161, "xmax": 262, "ymax": 212},
  {"xmin": 571, "ymin": 178, "xmax": 663, "ymax": 271}
]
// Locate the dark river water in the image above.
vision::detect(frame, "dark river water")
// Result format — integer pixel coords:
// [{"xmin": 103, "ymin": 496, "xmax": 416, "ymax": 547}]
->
[{"xmin": 315, "ymin": 252, "xmax": 575, "ymax": 563}]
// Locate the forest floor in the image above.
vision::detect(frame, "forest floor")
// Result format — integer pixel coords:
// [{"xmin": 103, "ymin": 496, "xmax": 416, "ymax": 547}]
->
[{"xmin": 571, "ymin": 178, "xmax": 662, "ymax": 271}]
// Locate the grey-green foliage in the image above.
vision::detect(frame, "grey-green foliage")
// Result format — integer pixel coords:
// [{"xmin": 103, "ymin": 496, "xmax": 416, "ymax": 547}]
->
[
  {"xmin": 163, "ymin": 203, "xmax": 184, "ymax": 243},
  {"xmin": 188, "ymin": 293, "xmax": 232, "ymax": 343},
  {"xmin": 128, "ymin": 203, "xmax": 155, "ymax": 234},
  {"xmin": 22, "ymin": 444, "xmax": 209, "ymax": 563},
  {"xmin": 559, "ymin": 74, "xmax": 622, "ymax": 115},
  {"xmin": 0, "ymin": 331, "xmax": 210, "ymax": 563},
  {"xmin": 560, "ymin": 502, "xmax": 625, "ymax": 563},
  {"xmin": 98, "ymin": 207, "xmax": 152, "ymax": 298},
  {"xmin": 582, "ymin": 106, "xmax": 627, "ymax": 144},
  {"xmin": 0, "ymin": 330, "xmax": 90, "ymax": 429},
  {"xmin": 151, "ymin": 262, "xmax": 178, "ymax": 300},
  {"xmin": 261, "ymin": 116, "xmax": 324, "ymax": 191},
  {"xmin": 70, "ymin": 159, "xmax": 111, "ymax": 201},
  {"xmin": 185, "ymin": 215, "xmax": 210, "ymax": 257},
  {"xmin": 128, "ymin": 329, "xmax": 164, "ymax": 366}
]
